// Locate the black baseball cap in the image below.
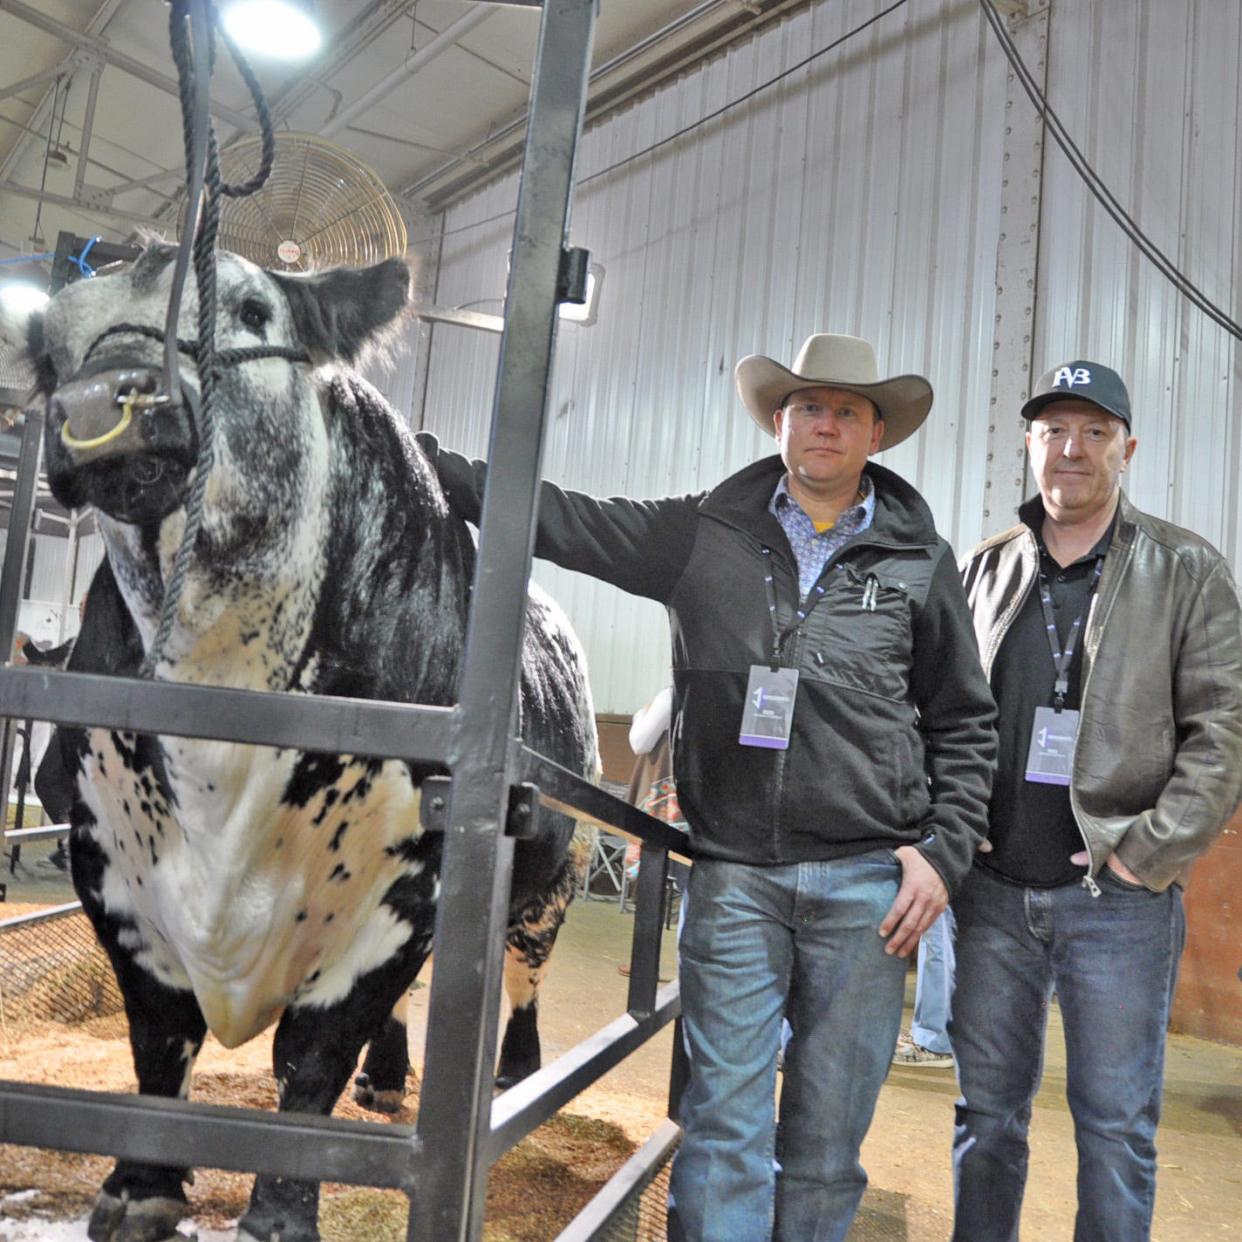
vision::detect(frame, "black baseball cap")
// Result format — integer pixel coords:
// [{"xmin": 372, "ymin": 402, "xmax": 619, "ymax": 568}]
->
[{"xmin": 1021, "ymin": 361, "xmax": 1132, "ymax": 430}]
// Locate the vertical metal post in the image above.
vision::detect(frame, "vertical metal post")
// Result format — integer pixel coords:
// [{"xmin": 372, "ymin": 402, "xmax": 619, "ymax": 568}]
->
[
  {"xmin": 411, "ymin": 2, "xmax": 597, "ymax": 1240},
  {"xmin": 0, "ymin": 412, "xmax": 43, "ymax": 833},
  {"xmin": 982, "ymin": 2, "xmax": 1050, "ymax": 537}
]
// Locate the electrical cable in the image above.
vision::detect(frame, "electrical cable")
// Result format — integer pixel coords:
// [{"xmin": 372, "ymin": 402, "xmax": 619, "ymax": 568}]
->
[
  {"xmin": 978, "ymin": 0, "xmax": 1241, "ymax": 341},
  {"xmin": 411, "ymin": 0, "xmax": 912, "ymax": 248}
]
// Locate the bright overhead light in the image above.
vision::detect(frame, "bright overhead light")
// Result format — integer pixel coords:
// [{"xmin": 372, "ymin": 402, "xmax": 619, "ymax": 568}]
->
[
  {"xmin": 221, "ymin": 0, "xmax": 322, "ymax": 60},
  {"xmin": 0, "ymin": 282, "xmax": 50, "ymax": 315}
]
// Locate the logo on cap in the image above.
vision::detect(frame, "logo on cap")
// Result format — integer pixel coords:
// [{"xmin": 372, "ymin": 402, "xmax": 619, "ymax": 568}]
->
[{"xmin": 1053, "ymin": 366, "xmax": 1092, "ymax": 388}]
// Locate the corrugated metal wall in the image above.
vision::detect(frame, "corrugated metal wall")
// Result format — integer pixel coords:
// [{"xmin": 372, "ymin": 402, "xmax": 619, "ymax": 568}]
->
[
  {"xmin": 1035, "ymin": 1, "xmax": 1242, "ymax": 566},
  {"xmin": 422, "ymin": 0, "xmax": 1008, "ymax": 712}
]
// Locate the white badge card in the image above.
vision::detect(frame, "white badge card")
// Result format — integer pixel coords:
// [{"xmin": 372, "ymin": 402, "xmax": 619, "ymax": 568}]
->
[
  {"xmin": 740, "ymin": 665, "xmax": 799, "ymax": 749},
  {"xmin": 1025, "ymin": 706, "xmax": 1080, "ymax": 785}
]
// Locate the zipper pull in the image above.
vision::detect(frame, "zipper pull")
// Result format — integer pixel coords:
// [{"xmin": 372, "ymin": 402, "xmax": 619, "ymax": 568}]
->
[{"xmin": 1082, "ymin": 873, "xmax": 1101, "ymax": 898}]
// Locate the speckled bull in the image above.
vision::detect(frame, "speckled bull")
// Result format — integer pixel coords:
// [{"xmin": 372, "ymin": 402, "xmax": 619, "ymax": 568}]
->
[{"xmin": 6, "ymin": 246, "xmax": 598, "ymax": 1242}]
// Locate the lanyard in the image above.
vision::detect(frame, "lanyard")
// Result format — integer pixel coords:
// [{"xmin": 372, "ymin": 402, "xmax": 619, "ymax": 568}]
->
[
  {"xmin": 1036, "ymin": 555, "xmax": 1103, "ymax": 710},
  {"xmin": 761, "ymin": 547, "xmax": 828, "ymax": 670}
]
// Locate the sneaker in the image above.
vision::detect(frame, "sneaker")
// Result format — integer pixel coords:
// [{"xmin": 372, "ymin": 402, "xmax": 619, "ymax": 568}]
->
[{"xmin": 892, "ymin": 1031, "xmax": 954, "ymax": 1068}]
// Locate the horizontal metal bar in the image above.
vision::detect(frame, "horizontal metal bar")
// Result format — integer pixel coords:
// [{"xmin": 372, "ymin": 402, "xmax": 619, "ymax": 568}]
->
[
  {"xmin": 0, "ymin": 667, "xmax": 452, "ymax": 763},
  {"xmin": 415, "ymin": 305, "xmax": 505, "ymax": 334},
  {"xmin": 519, "ymin": 745, "xmax": 691, "ymax": 855},
  {"xmin": 553, "ymin": 1117, "xmax": 681, "ymax": 1242},
  {"xmin": 0, "ymin": 1080, "xmax": 420, "ymax": 1190},
  {"xmin": 486, "ymin": 980, "xmax": 680, "ymax": 1162},
  {"xmin": 0, "ymin": 900, "xmax": 80, "ymax": 930},
  {"xmin": 4, "ymin": 823, "xmax": 69, "ymax": 843}
]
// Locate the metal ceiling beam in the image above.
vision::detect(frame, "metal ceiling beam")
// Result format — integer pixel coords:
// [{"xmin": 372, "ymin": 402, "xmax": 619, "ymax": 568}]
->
[
  {"xmin": 400, "ymin": 0, "xmax": 801, "ymax": 209},
  {"xmin": 0, "ymin": 0, "xmax": 122, "ymax": 182},
  {"xmin": 0, "ymin": 0, "xmax": 256, "ymax": 132},
  {"xmin": 73, "ymin": 65, "xmax": 102, "ymax": 199},
  {"xmin": 0, "ymin": 178, "xmax": 168, "ymax": 230},
  {"xmin": 0, "ymin": 64, "xmax": 68, "ymax": 105},
  {"xmin": 320, "ymin": 6, "xmax": 495, "ymax": 139}
]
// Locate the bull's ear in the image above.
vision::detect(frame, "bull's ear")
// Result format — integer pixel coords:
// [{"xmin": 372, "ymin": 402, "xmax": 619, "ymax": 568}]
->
[
  {"xmin": 271, "ymin": 258, "xmax": 410, "ymax": 365},
  {"xmin": 0, "ymin": 301, "xmax": 54, "ymax": 395}
]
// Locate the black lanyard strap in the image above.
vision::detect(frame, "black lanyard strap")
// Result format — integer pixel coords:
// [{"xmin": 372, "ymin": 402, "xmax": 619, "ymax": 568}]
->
[
  {"xmin": 1036, "ymin": 555, "xmax": 1103, "ymax": 710},
  {"xmin": 761, "ymin": 547, "xmax": 828, "ymax": 671}
]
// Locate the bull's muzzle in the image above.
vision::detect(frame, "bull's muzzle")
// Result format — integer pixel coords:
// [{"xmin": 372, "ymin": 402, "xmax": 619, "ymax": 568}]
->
[{"xmin": 51, "ymin": 366, "xmax": 167, "ymax": 465}]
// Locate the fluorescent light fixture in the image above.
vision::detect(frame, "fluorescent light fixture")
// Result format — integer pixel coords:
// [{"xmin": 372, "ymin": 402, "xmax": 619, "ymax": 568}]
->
[
  {"xmin": 0, "ymin": 282, "xmax": 50, "ymax": 314},
  {"xmin": 221, "ymin": 0, "xmax": 322, "ymax": 60}
]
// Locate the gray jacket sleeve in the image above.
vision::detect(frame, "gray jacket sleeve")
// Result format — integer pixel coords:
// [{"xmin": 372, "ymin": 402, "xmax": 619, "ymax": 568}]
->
[{"xmin": 1113, "ymin": 557, "xmax": 1242, "ymax": 888}]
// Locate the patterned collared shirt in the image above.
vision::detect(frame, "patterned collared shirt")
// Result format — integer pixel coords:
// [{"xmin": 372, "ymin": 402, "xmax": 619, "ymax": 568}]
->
[{"xmin": 769, "ymin": 473, "xmax": 876, "ymax": 598}]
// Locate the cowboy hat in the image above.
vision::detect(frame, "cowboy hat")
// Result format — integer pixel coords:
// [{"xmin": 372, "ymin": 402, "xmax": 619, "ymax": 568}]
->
[{"xmin": 735, "ymin": 333, "xmax": 933, "ymax": 452}]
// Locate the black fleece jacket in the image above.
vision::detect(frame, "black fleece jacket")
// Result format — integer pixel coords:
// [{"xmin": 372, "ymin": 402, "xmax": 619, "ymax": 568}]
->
[{"xmin": 420, "ymin": 436, "xmax": 997, "ymax": 895}]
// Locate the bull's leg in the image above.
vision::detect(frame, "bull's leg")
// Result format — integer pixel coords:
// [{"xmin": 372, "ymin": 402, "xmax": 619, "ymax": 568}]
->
[
  {"xmin": 86, "ymin": 976, "xmax": 207, "ymax": 1242},
  {"xmin": 71, "ymin": 825, "xmax": 207, "ymax": 1242},
  {"xmin": 238, "ymin": 949, "xmax": 429, "ymax": 1242},
  {"xmin": 496, "ymin": 858, "xmax": 579, "ymax": 1090},
  {"xmin": 353, "ymin": 990, "xmax": 411, "ymax": 1113}
]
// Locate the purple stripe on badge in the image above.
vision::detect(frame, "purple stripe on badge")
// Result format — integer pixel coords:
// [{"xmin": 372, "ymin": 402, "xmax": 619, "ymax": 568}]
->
[
  {"xmin": 739, "ymin": 733, "xmax": 790, "ymax": 749},
  {"xmin": 1025, "ymin": 772, "xmax": 1071, "ymax": 785}
]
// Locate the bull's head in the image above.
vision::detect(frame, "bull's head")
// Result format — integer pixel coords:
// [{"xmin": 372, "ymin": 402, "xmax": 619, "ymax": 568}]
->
[{"xmin": 1, "ymin": 246, "xmax": 409, "ymax": 530}]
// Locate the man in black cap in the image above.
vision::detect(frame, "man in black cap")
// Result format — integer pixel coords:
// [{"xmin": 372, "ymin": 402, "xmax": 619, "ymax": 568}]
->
[{"xmin": 953, "ymin": 361, "xmax": 1242, "ymax": 1240}]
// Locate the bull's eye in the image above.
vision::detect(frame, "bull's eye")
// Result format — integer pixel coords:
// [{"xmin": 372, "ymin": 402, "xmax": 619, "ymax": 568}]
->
[{"xmin": 239, "ymin": 298, "xmax": 272, "ymax": 332}]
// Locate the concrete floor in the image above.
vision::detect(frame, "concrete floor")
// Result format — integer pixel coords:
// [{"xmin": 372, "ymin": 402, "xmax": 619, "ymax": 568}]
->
[
  {"xmin": 460, "ymin": 892, "xmax": 1242, "ymax": 1242},
  {"xmin": 4, "ymin": 848, "xmax": 1239, "ymax": 1240}
]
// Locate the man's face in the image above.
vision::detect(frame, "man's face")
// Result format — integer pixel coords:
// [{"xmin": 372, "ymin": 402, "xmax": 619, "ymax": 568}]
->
[
  {"xmin": 773, "ymin": 386, "xmax": 883, "ymax": 494},
  {"xmin": 1026, "ymin": 400, "xmax": 1137, "ymax": 520}
]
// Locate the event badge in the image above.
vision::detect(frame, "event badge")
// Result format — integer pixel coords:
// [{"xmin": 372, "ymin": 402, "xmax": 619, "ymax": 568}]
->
[
  {"xmin": 739, "ymin": 665, "xmax": 799, "ymax": 749},
  {"xmin": 1024, "ymin": 706, "xmax": 1080, "ymax": 785}
]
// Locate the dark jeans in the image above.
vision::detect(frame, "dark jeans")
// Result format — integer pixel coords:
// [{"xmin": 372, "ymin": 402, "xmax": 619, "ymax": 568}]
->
[{"xmin": 949, "ymin": 863, "xmax": 1185, "ymax": 1242}]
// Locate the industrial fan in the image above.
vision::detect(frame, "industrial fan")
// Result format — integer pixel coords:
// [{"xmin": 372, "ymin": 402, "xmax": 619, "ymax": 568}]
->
[{"xmin": 200, "ymin": 132, "xmax": 407, "ymax": 270}]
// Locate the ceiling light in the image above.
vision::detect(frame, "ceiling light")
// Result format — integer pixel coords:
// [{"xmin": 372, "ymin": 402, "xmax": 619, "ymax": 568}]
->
[
  {"xmin": 220, "ymin": 0, "xmax": 322, "ymax": 60},
  {"xmin": 0, "ymin": 282, "xmax": 51, "ymax": 314}
]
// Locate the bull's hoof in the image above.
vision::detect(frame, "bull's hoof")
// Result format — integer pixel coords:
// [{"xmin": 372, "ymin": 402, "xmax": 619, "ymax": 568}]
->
[
  {"xmin": 353, "ymin": 1071, "xmax": 404, "ymax": 1114},
  {"xmin": 87, "ymin": 1190, "xmax": 188, "ymax": 1242},
  {"xmin": 494, "ymin": 1063, "xmax": 537, "ymax": 1092}
]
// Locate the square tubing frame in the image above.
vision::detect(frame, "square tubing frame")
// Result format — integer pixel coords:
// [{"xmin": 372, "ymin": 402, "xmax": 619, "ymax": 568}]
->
[
  {"xmin": 409, "ymin": 0, "xmax": 598, "ymax": 1235},
  {"xmin": 0, "ymin": 2, "xmax": 687, "ymax": 1236}
]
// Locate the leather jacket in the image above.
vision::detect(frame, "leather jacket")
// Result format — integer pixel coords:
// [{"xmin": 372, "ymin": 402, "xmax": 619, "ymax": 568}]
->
[{"xmin": 961, "ymin": 492, "xmax": 1242, "ymax": 891}]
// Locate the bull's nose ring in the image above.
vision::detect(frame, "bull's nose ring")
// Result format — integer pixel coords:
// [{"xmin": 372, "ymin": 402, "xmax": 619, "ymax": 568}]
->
[{"xmin": 60, "ymin": 395, "xmax": 135, "ymax": 451}]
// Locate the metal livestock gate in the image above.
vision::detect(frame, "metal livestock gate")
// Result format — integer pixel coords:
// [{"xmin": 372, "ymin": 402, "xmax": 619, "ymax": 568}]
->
[{"xmin": 0, "ymin": 1, "xmax": 689, "ymax": 1238}]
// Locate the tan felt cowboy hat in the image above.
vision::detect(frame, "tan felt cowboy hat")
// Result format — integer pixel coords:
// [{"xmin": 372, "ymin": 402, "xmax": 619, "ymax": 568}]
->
[{"xmin": 735, "ymin": 333, "xmax": 933, "ymax": 452}]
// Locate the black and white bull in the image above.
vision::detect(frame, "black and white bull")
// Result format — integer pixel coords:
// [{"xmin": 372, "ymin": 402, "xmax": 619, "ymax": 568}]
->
[{"xmin": 7, "ymin": 246, "xmax": 598, "ymax": 1242}]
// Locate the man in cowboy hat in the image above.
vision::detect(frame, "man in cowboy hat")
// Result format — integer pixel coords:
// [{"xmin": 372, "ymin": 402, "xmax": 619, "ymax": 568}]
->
[
  {"xmin": 417, "ymin": 333, "xmax": 996, "ymax": 1241},
  {"xmin": 953, "ymin": 361, "xmax": 1242, "ymax": 1241}
]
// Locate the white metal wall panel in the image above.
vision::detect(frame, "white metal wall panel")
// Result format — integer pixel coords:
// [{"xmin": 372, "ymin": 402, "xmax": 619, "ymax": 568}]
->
[
  {"xmin": 1035, "ymin": 1, "xmax": 1242, "ymax": 565},
  {"xmin": 423, "ymin": 0, "xmax": 1007, "ymax": 713}
]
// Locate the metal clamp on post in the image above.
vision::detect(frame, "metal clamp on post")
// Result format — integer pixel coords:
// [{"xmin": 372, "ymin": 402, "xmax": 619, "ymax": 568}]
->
[
  {"xmin": 505, "ymin": 782, "xmax": 541, "ymax": 840},
  {"xmin": 419, "ymin": 775, "xmax": 452, "ymax": 833},
  {"xmin": 556, "ymin": 246, "xmax": 591, "ymax": 306}
]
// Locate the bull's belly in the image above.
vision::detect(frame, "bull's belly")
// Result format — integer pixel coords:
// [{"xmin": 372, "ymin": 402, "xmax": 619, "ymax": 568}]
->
[{"xmin": 78, "ymin": 730, "xmax": 427, "ymax": 1047}]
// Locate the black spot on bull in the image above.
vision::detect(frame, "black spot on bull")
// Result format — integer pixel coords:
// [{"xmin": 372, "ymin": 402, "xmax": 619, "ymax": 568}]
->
[{"xmin": 19, "ymin": 247, "xmax": 599, "ymax": 1242}]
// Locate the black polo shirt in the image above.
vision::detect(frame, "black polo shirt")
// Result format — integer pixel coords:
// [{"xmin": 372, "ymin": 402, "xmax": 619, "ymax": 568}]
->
[{"xmin": 980, "ymin": 515, "xmax": 1113, "ymax": 888}]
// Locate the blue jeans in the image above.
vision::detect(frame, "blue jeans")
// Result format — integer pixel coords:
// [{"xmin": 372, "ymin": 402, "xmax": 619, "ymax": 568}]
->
[
  {"xmin": 949, "ymin": 864, "xmax": 1185, "ymax": 1242},
  {"xmin": 912, "ymin": 907, "xmax": 956, "ymax": 1055},
  {"xmin": 667, "ymin": 851, "xmax": 907, "ymax": 1242}
]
